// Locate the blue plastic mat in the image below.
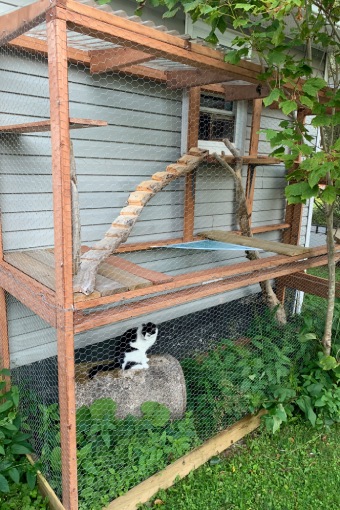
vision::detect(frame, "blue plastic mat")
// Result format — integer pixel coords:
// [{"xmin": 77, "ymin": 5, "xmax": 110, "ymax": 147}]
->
[{"xmin": 154, "ymin": 240, "xmax": 262, "ymax": 251}]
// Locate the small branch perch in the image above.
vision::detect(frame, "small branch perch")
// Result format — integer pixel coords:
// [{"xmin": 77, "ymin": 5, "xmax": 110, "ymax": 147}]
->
[
  {"xmin": 213, "ymin": 139, "xmax": 286, "ymax": 325},
  {"xmin": 73, "ymin": 148, "xmax": 208, "ymax": 295}
]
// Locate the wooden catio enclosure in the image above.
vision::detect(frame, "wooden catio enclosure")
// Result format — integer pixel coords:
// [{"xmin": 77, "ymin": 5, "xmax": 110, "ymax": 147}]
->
[{"xmin": 0, "ymin": 1, "xmax": 338, "ymax": 509}]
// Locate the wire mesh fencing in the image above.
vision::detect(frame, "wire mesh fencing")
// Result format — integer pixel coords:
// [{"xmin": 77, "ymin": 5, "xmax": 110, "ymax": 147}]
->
[{"xmin": 0, "ymin": 3, "xmax": 324, "ymax": 510}]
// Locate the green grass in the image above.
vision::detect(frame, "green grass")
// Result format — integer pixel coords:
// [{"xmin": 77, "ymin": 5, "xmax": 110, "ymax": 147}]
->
[{"xmin": 139, "ymin": 421, "xmax": 340, "ymax": 510}]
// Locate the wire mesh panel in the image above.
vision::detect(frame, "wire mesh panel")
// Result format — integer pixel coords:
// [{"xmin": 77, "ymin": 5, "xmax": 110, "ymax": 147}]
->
[{"xmin": 0, "ymin": 2, "xmax": 321, "ymax": 509}]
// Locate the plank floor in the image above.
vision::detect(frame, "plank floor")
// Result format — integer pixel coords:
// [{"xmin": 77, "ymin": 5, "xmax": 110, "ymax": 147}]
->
[{"xmin": 4, "ymin": 248, "xmax": 173, "ymax": 302}]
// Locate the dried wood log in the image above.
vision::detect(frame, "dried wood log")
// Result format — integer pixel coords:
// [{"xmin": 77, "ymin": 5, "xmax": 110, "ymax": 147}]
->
[
  {"xmin": 213, "ymin": 139, "xmax": 287, "ymax": 325},
  {"xmin": 73, "ymin": 148, "xmax": 208, "ymax": 295}
]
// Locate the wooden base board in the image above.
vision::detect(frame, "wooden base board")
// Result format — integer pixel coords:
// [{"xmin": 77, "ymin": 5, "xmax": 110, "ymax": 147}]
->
[
  {"xmin": 105, "ymin": 411, "xmax": 265, "ymax": 510},
  {"xmin": 27, "ymin": 455, "xmax": 65, "ymax": 510}
]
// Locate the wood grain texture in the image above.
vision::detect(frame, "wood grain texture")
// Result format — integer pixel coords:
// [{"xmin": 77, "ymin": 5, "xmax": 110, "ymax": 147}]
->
[
  {"xmin": 0, "ymin": 0, "xmax": 53, "ymax": 45},
  {"xmin": 245, "ymin": 99, "xmax": 263, "ymax": 223},
  {"xmin": 0, "ymin": 118, "xmax": 107, "ymax": 134},
  {"xmin": 90, "ymin": 47, "xmax": 154, "ymax": 74},
  {"xmin": 279, "ymin": 272, "xmax": 340, "ymax": 299},
  {"xmin": 166, "ymin": 70, "xmax": 235, "ymax": 89},
  {"xmin": 4, "ymin": 252, "xmax": 56, "ymax": 290},
  {"xmin": 47, "ymin": 16, "xmax": 78, "ymax": 510},
  {"xmin": 27, "ymin": 455, "xmax": 66, "ymax": 510},
  {"xmin": 200, "ymin": 230, "xmax": 311, "ymax": 256},
  {"xmin": 105, "ymin": 411, "xmax": 265, "ymax": 510},
  {"xmin": 0, "ymin": 288, "xmax": 10, "ymax": 373},
  {"xmin": 74, "ymin": 248, "xmax": 339, "ymax": 332},
  {"xmin": 224, "ymin": 84, "xmax": 269, "ymax": 101}
]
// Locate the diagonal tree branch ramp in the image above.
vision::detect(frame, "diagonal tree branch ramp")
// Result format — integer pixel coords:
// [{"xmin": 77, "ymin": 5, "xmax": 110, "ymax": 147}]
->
[{"xmin": 73, "ymin": 148, "xmax": 208, "ymax": 295}]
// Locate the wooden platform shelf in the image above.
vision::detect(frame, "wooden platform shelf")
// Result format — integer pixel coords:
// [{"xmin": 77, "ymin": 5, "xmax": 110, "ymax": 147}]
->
[
  {"xmin": 0, "ymin": 118, "xmax": 108, "ymax": 134},
  {"xmin": 4, "ymin": 248, "xmax": 173, "ymax": 302}
]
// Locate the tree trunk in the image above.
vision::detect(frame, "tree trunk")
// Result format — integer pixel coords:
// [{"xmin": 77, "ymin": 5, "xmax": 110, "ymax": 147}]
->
[
  {"xmin": 214, "ymin": 139, "xmax": 287, "ymax": 325},
  {"xmin": 323, "ymin": 203, "xmax": 335, "ymax": 356}
]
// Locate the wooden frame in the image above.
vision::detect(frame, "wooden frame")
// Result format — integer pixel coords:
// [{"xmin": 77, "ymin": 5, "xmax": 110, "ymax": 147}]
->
[
  {"xmin": 0, "ymin": 2, "xmax": 333, "ymax": 509},
  {"xmin": 47, "ymin": 14, "xmax": 78, "ymax": 510},
  {"xmin": 245, "ymin": 98, "xmax": 263, "ymax": 223}
]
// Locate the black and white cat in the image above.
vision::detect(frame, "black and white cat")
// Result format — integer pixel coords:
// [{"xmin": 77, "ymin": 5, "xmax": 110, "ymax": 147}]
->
[{"xmin": 88, "ymin": 322, "xmax": 158, "ymax": 379}]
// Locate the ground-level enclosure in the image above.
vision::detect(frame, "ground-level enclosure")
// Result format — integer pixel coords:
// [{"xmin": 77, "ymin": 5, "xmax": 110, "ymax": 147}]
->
[{"xmin": 0, "ymin": 1, "xmax": 337, "ymax": 509}]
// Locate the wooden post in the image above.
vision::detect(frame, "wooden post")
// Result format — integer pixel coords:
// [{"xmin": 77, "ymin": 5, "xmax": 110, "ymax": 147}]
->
[
  {"xmin": 245, "ymin": 98, "xmax": 262, "ymax": 223},
  {"xmin": 0, "ymin": 204, "xmax": 10, "ymax": 374},
  {"xmin": 277, "ymin": 108, "xmax": 307, "ymax": 303},
  {"xmin": 47, "ymin": 14, "xmax": 78, "ymax": 510},
  {"xmin": 183, "ymin": 87, "xmax": 201, "ymax": 242}
]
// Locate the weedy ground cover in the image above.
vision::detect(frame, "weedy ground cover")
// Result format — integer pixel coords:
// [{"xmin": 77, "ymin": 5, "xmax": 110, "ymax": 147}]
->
[{"xmin": 140, "ymin": 421, "xmax": 340, "ymax": 510}]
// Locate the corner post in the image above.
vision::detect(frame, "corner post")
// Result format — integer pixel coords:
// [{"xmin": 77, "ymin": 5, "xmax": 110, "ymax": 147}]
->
[
  {"xmin": 0, "ymin": 204, "xmax": 10, "ymax": 375},
  {"xmin": 183, "ymin": 86, "xmax": 201, "ymax": 242},
  {"xmin": 47, "ymin": 11, "xmax": 78, "ymax": 510},
  {"xmin": 245, "ymin": 98, "xmax": 263, "ymax": 223}
]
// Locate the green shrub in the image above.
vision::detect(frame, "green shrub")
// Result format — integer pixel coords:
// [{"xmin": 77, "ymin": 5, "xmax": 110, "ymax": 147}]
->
[
  {"xmin": 0, "ymin": 482, "xmax": 48, "ymax": 510},
  {"xmin": 38, "ymin": 400, "xmax": 200, "ymax": 510},
  {"xmin": 0, "ymin": 369, "xmax": 38, "ymax": 493}
]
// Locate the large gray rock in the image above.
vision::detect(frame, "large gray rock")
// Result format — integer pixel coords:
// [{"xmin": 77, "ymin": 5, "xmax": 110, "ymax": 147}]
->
[{"xmin": 75, "ymin": 354, "xmax": 186, "ymax": 419}]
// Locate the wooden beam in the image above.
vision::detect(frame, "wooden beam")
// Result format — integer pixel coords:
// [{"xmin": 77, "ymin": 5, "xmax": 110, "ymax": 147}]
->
[
  {"xmin": 57, "ymin": 5, "xmax": 259, "ymax": 83},
  {"xmin": 63, "ymin": 0, "xmax": 260, "ymax": 81},
  {"xmin": 183, "ymin": 87, "xmax": 201, "ymax": 242},
  {"xmin": 0, "ymin": 0, "xmax": 54, "ymax": 46},
  {"xmin": 27, "ymin": 455, "xmax": 66, "ymax": 510},
  {"xmin": 0, "ymin": 118, "xmax": 107, "ymax": 134},
  {"xmin": 166, "ymin": 70, "xmax": 236, "ymax": 89},
  {"xmin": 223, "ymin": 84, "xmax": 270, "ymax": 101},
  {"xmin": 245, "ymin": 98, "xmax": 263, "ymax": 223},
  {"xmin": 105, "ymin": 412, "xmax": 265, "ymax": 510},
  {"xmin": 74, "ymin": 244, "xmax": 332, "ymax": 311},
  {"xmin": 89, "ymin": 47, "xmax": 154, "ymax": 74},
  {"xmin": 74, "ymin": 248, "xmax": 339, "ymax": 332},
  {"xmin": 200, "ymin": 230, "xmax": 311, "ymax": 257},
  {"xmin": 9, "ymin": 34, "xmax": 90, "ymax": 65},
  {"xmin": 47, "ymin": 16, "xmax": 78, "ymax": 510},
  {"xmin": 0, "ymin": 260, "xmax": 56, "ymax": 327},
  {"xmin": 279, "ymin": 272, "xmax": 340, "ymax": 299},
  {"xmin": 0, "ymin": 288, "xmax": 10, "ymax": 372}
]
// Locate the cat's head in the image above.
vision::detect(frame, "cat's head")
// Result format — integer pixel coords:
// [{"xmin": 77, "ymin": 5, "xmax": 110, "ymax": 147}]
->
[{"xmin": 141, "ymin": 322, "xmax": 158, "ymax": 340}]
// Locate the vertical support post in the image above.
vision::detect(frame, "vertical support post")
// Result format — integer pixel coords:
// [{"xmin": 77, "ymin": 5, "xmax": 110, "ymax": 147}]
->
[
  {"xmin": 277, "ymin": 108, "xmax": 307, "ymax": 303},
  {"xmin": 47, "ymin": 13, "xmax": 78, "ymax": 510},
  {"xmin": 245, "ymin": 98, "xmax": 263, "ymax": 223},
  {"xmin": 183, "ymin": 86, "xmax": 200, "ymax": 242},
  {"xmin": 0, "ymin": 207, "xmax": 10, "ymax": 374}
]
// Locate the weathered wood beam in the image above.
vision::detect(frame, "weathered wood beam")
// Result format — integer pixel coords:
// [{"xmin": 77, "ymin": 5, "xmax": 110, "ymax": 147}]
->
[
  {"xmin": 245, "ymin": 98, "xmax": 263, "ymax": 224},
  {"xmin": 57, "ymin": 5, "xmax": 259, "ymax": 83},
  {"xmin": 74, "ymin": 248, "xmax": 339, "ymax": 332},
  {"xmin": 47, "ymin": 15, "xmax": 78, "ymax": 510},
  {"xmin": 9, "ymin": 34, "xmax": 91, "ymax": 64},
  {"xmin": 223, "ymin": 83, "xmax": 270, "ymax": 101},
  {"xmin": 0, "ymin": 0, "xmax": 54, "ymax": 46},
  {"xmin": 183, "ymin": 87, "xmax": 201, "ymax": 242},
  {"xmin": 200, "ymin": 230, "xmax": 311, "ymax": 256},
  {"xmin": 89, "ymin": 47, "xmax": 154, "ymax": 74},
  {"xmin": 0, "ymin": 118, "xmax": 107, "ymax": 134},
  {"xmin": 63, "ymin": 0, "xmax": 260, "ymax": 81},
  {"xmin": 279, "ymin": 272, "xmax": 340, "ymax": 299},
  {"xmin": 166, "ymin": 70, "xmax": 236, "ymax": 89}
]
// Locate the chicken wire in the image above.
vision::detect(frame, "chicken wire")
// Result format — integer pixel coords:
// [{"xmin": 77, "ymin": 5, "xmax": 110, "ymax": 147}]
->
[{"xmin": 0, "ymin": 5, "xmax": 321, "ymax": 510}]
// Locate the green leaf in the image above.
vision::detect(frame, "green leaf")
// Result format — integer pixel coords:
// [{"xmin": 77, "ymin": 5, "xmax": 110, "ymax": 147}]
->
[
  {"xmin": 50, "ymin": 446, "xmax": 62, "ymax": 471},
  {"xmin": 296, "ymin": 396, "xmax": 316, "ymax": 427},
  {"xmin": 311, "ymin": 115, "xmax": 331, "ymax": 127},
  {"xmin": 281, "ymin": 100, "xmax": 297, "ymax": 115},
  {"xmin": 26, "ymin": 469, "xmax": 36, "ymax": 490},
  {"xmin": 224, "ymin": 50, "xmax": 241, "ymax": 65},
  {"xmin": 0, "ymin": 401, "xmax": 13, "ymax": 414},
  {"xmin": 318, "ymin": 355, "xmax": 338, "ymax": 371},
  {"xmin": 0, "ymin": 445, "xmax": 5, "ymax": 455},
  {"xmin": 263, "ymin": 89, "xmax": 280, "ymax": 107},
  {"xmin": 11, "ymin": 443, "xmax": 32, "ymax": 455},
  {"xmin": 141, "ymin": 401, "xmax": 171, "ymax": 427},
  {"xmin": 0, "ymin": 369, "xmax": 10, "ymax": 377},
  {"xmin": 302, "ymin": 77, "xmax": 327, "ymax": 96},
  {"xmin": 235, "ymin": 3, "xmax": 255, "ymax": 11},
  {"xmin": 90, "ymin": 398, "xmax": 116, "ymax": 421},
  {"xmin": 162, "ymin": 7, "xmax": 180, "ymax": 18},
  {"xmin": 268, "ymin": 51, "xmax": 286, "ymax": 66},
  {"xmin": 8, "ymin": 467, "xmax": 20, "ymax": 484},
  {"xmin": 11, "ymin": 386, "xmax": 19, "ymax": 408},
  {"xmin": 321, "ymin": 186, "xmax": 337, "ymax": 204},
  {"xmin": 0, "ymin": 474, "xmax": 9, "ymax": 493}
]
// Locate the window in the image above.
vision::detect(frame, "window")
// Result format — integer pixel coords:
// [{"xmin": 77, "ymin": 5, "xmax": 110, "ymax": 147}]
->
[{"xmin": 198, "ymin": 94, "xmax": 236, "ymax": 153}]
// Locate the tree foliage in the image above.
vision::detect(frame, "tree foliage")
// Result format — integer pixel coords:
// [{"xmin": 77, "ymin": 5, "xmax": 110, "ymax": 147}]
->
[{"xmin": 135, "ymin": 0, "xmax": 340, "ymax": 355}]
